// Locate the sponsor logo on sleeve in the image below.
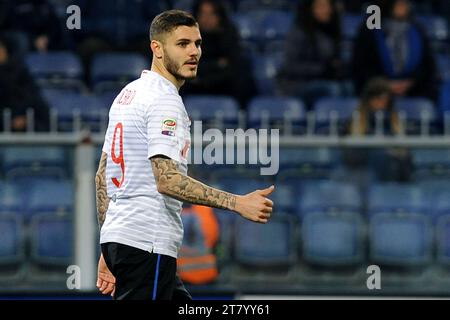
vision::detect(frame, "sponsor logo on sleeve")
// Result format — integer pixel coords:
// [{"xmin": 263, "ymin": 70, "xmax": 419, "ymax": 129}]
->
[{"xmin": 161, "ymin": 118, "xmax": 177, "ymax": 136}]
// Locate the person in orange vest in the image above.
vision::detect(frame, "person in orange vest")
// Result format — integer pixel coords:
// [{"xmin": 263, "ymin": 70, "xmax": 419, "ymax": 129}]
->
[{"xmin": 177, "ymin": 204, "xmax": 220, "ymax": 285}]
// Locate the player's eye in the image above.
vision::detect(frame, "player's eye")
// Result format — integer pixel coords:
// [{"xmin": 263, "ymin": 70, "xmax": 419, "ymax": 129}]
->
[{"xmin": 178, "ymin": 42, "xmax": 188, "ymax": 47}]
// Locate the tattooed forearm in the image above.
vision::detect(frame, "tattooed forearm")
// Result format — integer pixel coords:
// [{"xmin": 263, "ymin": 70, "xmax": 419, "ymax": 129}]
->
[
  {"xmin": 95, "ymin": 152, "xmax": 110, "ymax": 230},
  {"xmin": 151, "ymin": 156, "xmax": 237, "ymax": 211}
]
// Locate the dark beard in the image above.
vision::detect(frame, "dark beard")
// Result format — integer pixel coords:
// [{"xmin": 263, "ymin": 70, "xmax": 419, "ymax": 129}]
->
[{"xmin": 164, "ymin": 49, "xmax": 196, "ymax": 81}]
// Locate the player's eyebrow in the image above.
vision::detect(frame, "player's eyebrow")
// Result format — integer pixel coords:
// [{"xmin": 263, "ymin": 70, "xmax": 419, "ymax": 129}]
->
[{"xmin": 176, "ymin": 38, "xmax": 202, "ymax": 44}]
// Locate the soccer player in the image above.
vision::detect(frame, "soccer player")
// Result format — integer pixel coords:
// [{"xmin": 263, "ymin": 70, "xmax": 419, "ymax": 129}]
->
[{"xmin": 95, "ymin": 10, "xmax": 274, "ymax": 300}]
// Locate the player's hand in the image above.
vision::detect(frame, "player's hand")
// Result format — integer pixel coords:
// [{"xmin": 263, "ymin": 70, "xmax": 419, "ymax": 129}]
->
[
  {"xmin": 97, "ymin": 254, "xmax": 116, "ymax": 297},
  {"xmin": 235, "ymin": 185, "xmax": 274, "ymax": 223}
]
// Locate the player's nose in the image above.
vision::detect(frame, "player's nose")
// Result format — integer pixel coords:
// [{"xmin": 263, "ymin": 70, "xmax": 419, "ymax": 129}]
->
[{"xmin": 188, "ymin": 43, "xmax": 200, "ymax": 57}]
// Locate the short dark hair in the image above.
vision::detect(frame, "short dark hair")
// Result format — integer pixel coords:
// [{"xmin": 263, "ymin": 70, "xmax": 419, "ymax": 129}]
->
[{"xmin": 150, "ymin": 10, "xmax": 197, "ymax": 41}]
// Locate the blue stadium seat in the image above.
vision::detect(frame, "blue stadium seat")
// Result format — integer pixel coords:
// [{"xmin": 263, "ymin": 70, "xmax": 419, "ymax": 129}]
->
[
  {"xmin": 42, "ymin": 89, "xmax": 108, "ymax": 132},
  {"xmin": 412, "ymin": 149, "xmax": 450, "ymax": 179},
  {"xmin": 313, "ymin": 97, "xmax": 358, "ymax": 135},
  {"xmin": 91, "ymin": 53, "xmax": 149, "ymax": 93},
  {"xmin": 437, "ymin": 56, "xmax": 450, "ymax": 82},
  {"xmin": 432, "ymin": 192, "xmax": 450, "ymax": 221},
  {"xmin": 271, "ymin": 178, "xmax": 299, "ymax": 214},
  {"xmin": 419, "ymin": 180, "xmax": 450, "ymax": 220},
  {"xmin": 341, "ymin": 39, "xmax": 354, "ymax": 65},
  {"xmin": 233, "ymin": 10, "xmax": 293, "ymax": 44},
  {"xmin": 252, "ymin": 52, "xmax": 283, "ymax": 95},
  {"xmin": 30, "ymin": 214, "xmax": 73, "ymax": 266},
  {"xmin": 247, "ymin": 96, "xmax": 305, "ymax": 132},
  {"xmin": 394, "ymin": 97, "xmax": 437, "ymax": 134},
  {"xmin": 436, "ymin": 214, "xmax": 450, "ymax": 265},
  {"xmin": 232, "ymin": 12, "xmax": 262, "ymax": 43},
  {"xmin": 341, "ymin": 14, "xmax": 364, "ymax": 39},
  {"xmin": 184, "ymin": 95, "xmax": 240, "ymax": 126},
  {"xmin": 25, "ymin": 52, "xmax": 84, "ymax": 90},
  {"xmin": 0, "ymin": 181, "xmax": 25, "ymax": 213},
  {"xmin": 367, "ymin": 183, "xmax": 428, "ymax": 216},
  {"xmin": 278, "ymin": 147, "xmax": 340, "ymax": 173},
  {"xmin": 369, "ymin": 213, "xmax": 432, "ymax": 267},
  {"xmin": 298, "ymin": 180, "xmax": 362, "ymax": 217},
  {"xmin": 259, "ymin": 10, "xmax": 294, "ymax": 41},
  {"xmin": 439, "ymin": 80, "xmax": 450, "ymax": 116},
  {"xmin": 234, "ymin": 214, "xmax": 296, "ymax": 266},
  {"xmin": 0, "ymin": 214, "xmax": 24, "ymax": 266},
  {"xmin": 416, "ymin": 15, "xmax": 448, "ymax": 41},
  {"xmin": 302, "ymin": 211, "xmax": 364, "ymax": 266},
  {"xmin": 237, "ymin": 0, "xmax": 295, "ymax": 12},
  {"xmin": 96, "ymin": 90, "xmax": 121, "ymax": 108},
  {"xmin": 27, "ymin": 179, "xmax": 74, "ymax": 218},
  {"xmin": 2, "ymin": 146, "xmax": 68, "ymax": 179}
]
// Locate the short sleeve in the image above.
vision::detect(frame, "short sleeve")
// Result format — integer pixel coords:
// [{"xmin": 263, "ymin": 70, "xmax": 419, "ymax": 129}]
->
[{"xmin": 146, "ymin": 94, "xmax": 185, "ymax": 162}]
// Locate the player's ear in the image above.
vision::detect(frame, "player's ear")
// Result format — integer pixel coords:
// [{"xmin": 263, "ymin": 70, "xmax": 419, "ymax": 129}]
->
[{"xmin": 151, "ymin": 40, "xmax": 163, "ymax": 59}]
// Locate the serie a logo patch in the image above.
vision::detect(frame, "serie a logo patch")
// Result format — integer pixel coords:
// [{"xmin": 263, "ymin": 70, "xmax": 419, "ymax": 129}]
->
[{"xmin": 161, "ymin": 118, "xmax": 177, "ymax": 136}]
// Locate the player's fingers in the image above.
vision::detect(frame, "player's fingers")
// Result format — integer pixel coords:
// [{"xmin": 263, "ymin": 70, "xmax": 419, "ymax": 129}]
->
[
  {"xmin": 103, "ymin": 282, "xmax": 115, "ymax": 295},
  {"xmin": 104, "ymin": 273, "xmax": 116, "ymax": 284},
  {"xmin": 111, "ymin": 286, "xmax": 116, "ymax": 297},
  {"xmin": 258, "ymin": 217, "xmax": 268, "ymax": 224},
  {"xmin": 262, "ymin": 206, "xmax": 272, "ymax": 214},
  {"xmin": 99, "ymin": 279, "xmax": 108, "ymax": 292},
  {"xmin": 259, "ymin": 212, "xmax": 271, "ymax": 220},
  {"xmin": 97, "ymin": 279, "xmax": 105, "ymax": 290},
  {"xmin": 264, "ymin": 198, "xmax": 273, "ymax": 207},
  {"xmin": 99, "ymin": 271, "xmax": 116, "ymax": 284},
  {"xmin": 258, "ymin": 185, "xmax": 275, "ymax": 196}
]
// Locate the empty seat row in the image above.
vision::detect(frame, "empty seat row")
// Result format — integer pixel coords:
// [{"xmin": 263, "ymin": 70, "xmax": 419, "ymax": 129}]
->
[
  {"xmin": 205, "ymin": 210, "xmax": 450, "ymax": 269},
  {"xmin": 185, "ymin": 95, "xmax": 440, "ymax": 135},
  {"xmin": 0, "ymin": 208, "xmax": 443, "ymax": 272},
  {"xmin": 3, "ymin": 145, "xmax": 450, "ymax": 181},
  {"xmin": 212, "ymin": 175, "xmax": 450, "ymax": 221},
  {"xmin": 232, "ymin": 12, "xmax": 448, "ymax": 44},
  {"xmin": 0, "ymin": 179, "xmax": 73, "ymax": 219},
  {"xmin": 33, "ymin": 87, "xmax": 446, "ymax": 134},
  {"xmin": 26, "ymin": 52, "xmax": 149, "ymax": 93},
  {"xmin": 25, "ymin": 50, "xmax": 450, "ymax": 101},
  {"xmin": 0, "ymin": 213, "xmax": 73, "ymax": 269}
]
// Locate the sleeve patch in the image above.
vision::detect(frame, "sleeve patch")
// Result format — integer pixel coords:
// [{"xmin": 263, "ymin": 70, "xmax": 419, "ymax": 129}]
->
[{"xmin": 161, "ymin": 118, "xmax": 177, "ymax": 136}]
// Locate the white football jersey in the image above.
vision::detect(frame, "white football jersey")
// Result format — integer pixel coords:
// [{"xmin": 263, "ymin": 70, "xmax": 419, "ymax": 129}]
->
[{"xmin": 100, "ymin": 70, "xmax": 191, "ymax": 258}]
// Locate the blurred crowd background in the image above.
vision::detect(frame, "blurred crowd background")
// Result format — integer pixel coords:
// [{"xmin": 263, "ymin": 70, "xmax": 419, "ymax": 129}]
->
[
  {"xmin": 0, "ymin": 0, "xmax": 449, "ymax": 133},
  {"xmin": 1, "ymin": 0, "xmax": 450, "ymax": 298}
]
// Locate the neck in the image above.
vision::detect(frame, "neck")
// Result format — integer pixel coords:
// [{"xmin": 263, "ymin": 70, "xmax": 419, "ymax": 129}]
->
[{"xmin": 151, "ymin": 59, "xmax": 184, "ymax": 91}]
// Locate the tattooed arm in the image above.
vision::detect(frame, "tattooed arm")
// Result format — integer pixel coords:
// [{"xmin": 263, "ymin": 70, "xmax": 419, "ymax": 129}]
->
[
  {"xmin": 95, "ymin": 152, "xmax": 110, "ymax": 230},
  {"xmin": 151, "ymin": 155, "xmax": 274, "ymax": 223}
]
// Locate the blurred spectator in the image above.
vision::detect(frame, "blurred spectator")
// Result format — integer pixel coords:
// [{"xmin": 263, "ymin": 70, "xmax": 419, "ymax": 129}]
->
[
  {"xmin": 345, "ymin": 77, "xmax": 412, "ymax": 182},
  {"xmin": 276, "ymin": 0, "xmax": 345, "ymax": 108},
  {"xmin": 0, "ymin": 0, "xmax": 67, "ymax": 54},
  {"xmin": 352, "ymin": 0, "xmax": 438, "ymax": 100},
  {"xmin": 349, "ymin": 77, "xmax": 401, "ymax": 135},
  {"xmin": 0, "ymin": 38, "xmax": 49, "ymax": 132},
  {"xmin": 181, "ymin": 0, "xmax": 256, "ymax": 108}
]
